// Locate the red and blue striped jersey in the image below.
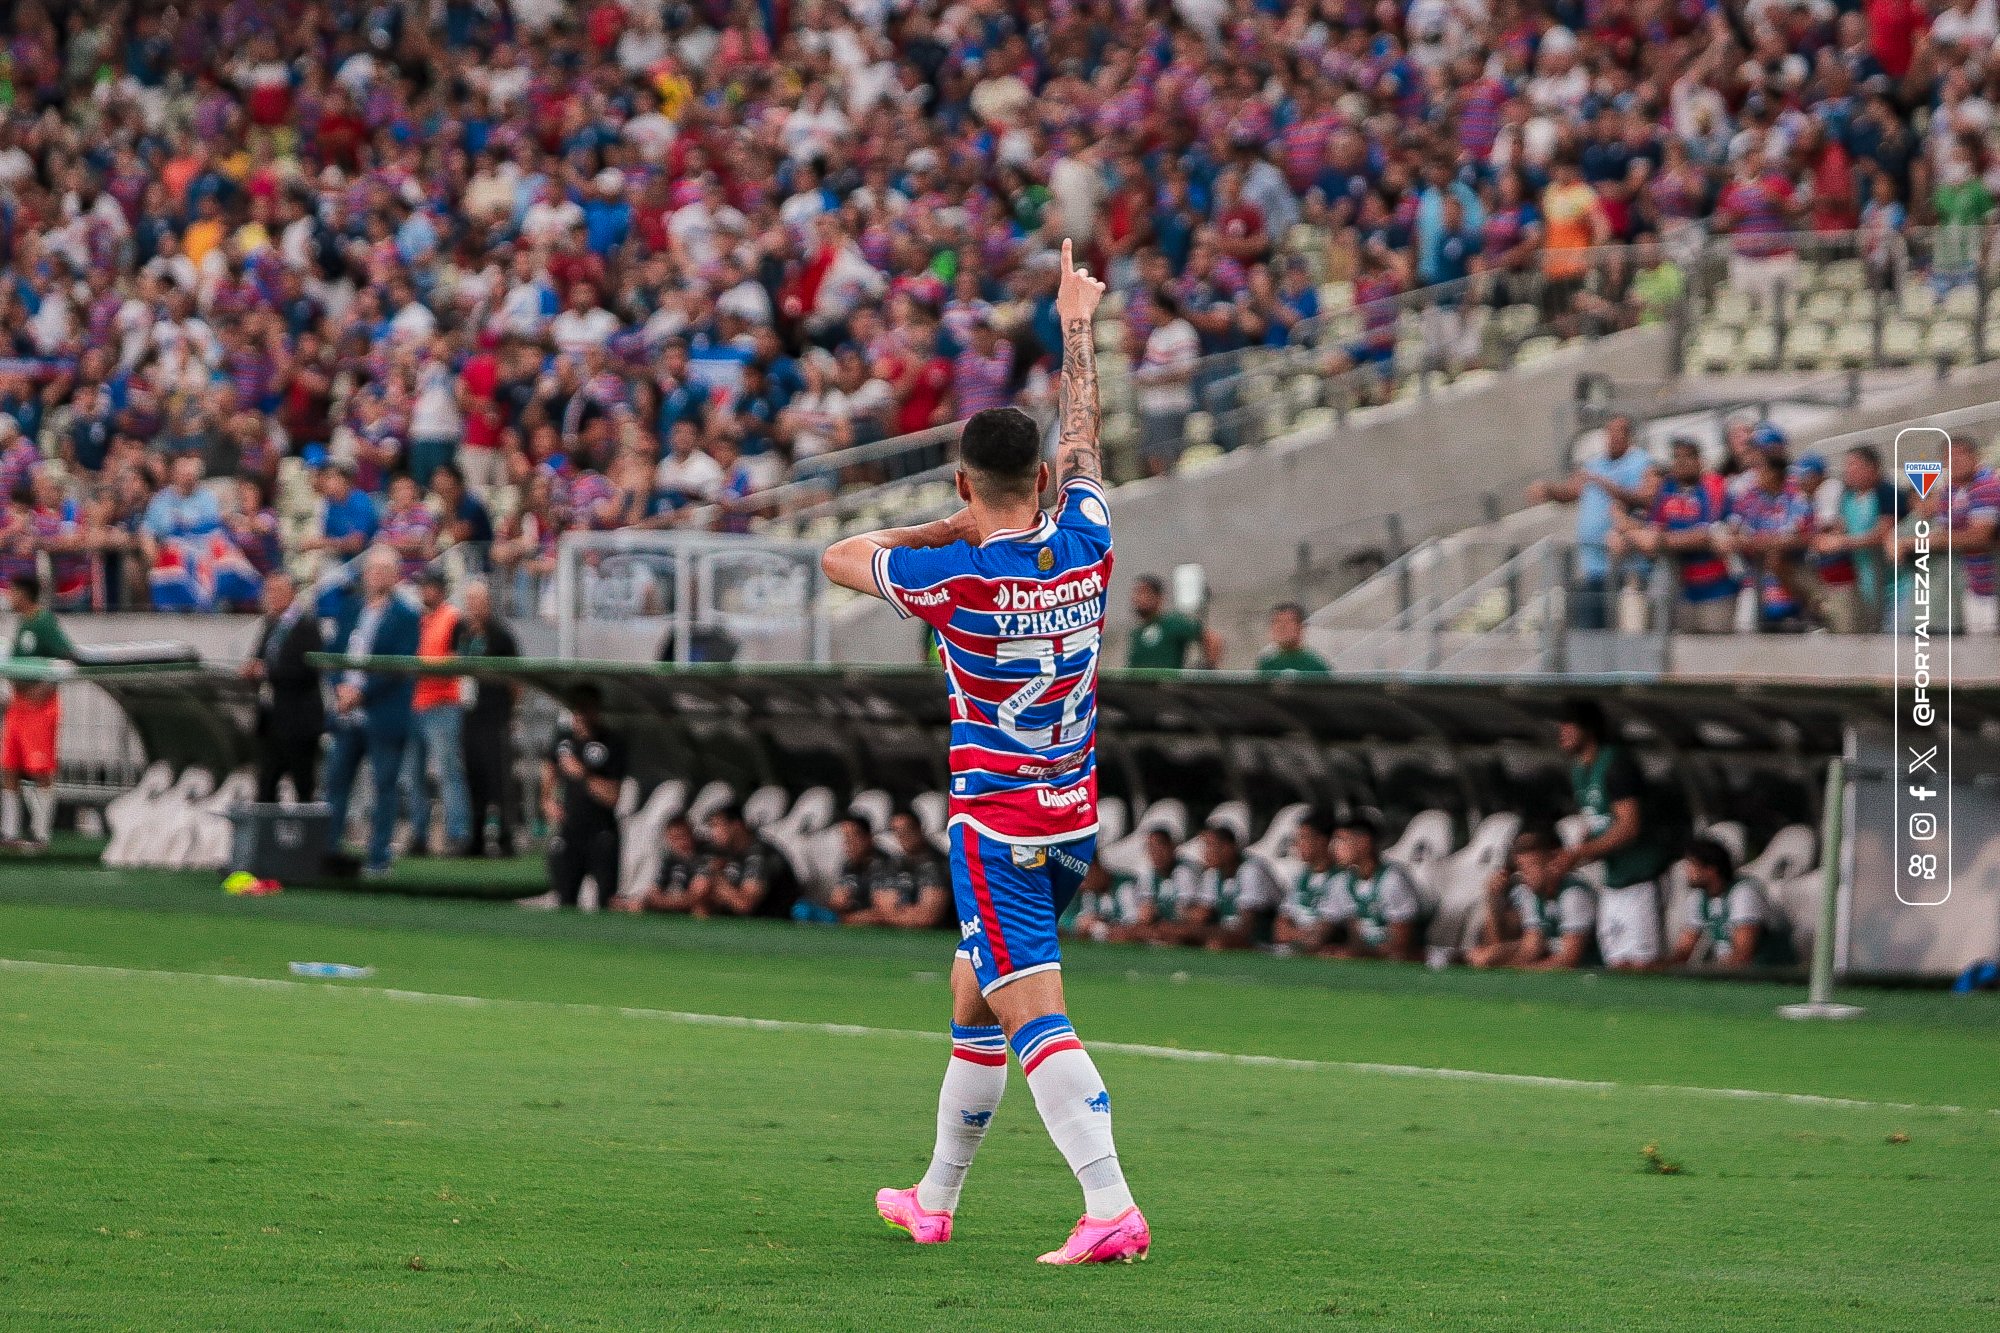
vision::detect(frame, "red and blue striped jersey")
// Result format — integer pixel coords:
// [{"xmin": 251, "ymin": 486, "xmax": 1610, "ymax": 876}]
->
[{"xmin": 874, "ymin": 477, "xmax": 1113, "ymax": 845}]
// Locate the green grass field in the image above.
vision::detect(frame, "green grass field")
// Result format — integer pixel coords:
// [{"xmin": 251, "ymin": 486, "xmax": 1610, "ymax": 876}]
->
[{"xmin": 3, "ymin": 861, "xmax": 1997, "ymax": 1331}]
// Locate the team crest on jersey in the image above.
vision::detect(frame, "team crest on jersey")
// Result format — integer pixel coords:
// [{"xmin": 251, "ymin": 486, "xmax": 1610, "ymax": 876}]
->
[
  {"xmin": 1905, "ymin": 459, "xmax": 1943, "ymax": 499},
  {"xmin": 1036, "ymin": 547, "xmax": 1054, "ymax": 571}
]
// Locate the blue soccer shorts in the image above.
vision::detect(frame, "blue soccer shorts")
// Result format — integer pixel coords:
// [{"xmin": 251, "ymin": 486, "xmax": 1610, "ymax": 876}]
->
[{"xmin": 949, "ymin": 824, "xmax": 1097, "ymax": 996}]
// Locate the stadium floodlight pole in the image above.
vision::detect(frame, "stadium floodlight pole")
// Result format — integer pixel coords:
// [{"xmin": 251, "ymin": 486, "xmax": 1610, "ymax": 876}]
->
[{"xmin": 1779, "ymin": 746, "xmax": 1864, "ymax": 1021}]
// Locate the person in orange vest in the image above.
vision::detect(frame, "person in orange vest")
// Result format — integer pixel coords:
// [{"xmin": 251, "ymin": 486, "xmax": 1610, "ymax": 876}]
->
[{"xmin": 399, "ymin": 570, "xmax": 471, "ymax": 855}]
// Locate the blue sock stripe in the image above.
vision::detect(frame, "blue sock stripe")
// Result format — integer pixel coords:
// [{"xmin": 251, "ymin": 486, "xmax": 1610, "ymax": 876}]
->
[
  {"xmin": 1008, "ymin": 1014, "xmax": 1076, "ymax": 1062},
  {"xmin": 950, "ymin": 1023, "xmax": 1004, "ymax": 1041}
]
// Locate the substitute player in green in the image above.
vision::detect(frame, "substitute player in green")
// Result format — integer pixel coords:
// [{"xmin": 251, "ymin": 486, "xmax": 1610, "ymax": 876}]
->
[
  {"xmin": 1551, "ymin": 698, "xmax": 1674, "ymax": 970},
  {"xmin": 4, "ymin": 575, "xmax": 77, "ymax": 850},
  {"xmin": 1126, "ymin": 574, "xmax": 1220, "ymax": 669}
]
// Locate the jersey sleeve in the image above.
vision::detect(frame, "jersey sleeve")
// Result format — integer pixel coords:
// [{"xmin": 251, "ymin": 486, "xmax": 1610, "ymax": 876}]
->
[
  {"xmin": 1728, "ymin": 879, "xmax": 1768, "ymax": 926},
  {"xmin": 876, "ymin": 543, "xmax": 964, "ymax": 627},
  {"xmin": 1559, "ymin": 883, "xmax": 1598, "ymax": 934},
  {"xmin": 1055, "ymin": 476, "xmax": 1112, "ymax": 548},
  {"xmin": 1379, "ymin": 864, "xmax": 1422, "ymax": 923}
]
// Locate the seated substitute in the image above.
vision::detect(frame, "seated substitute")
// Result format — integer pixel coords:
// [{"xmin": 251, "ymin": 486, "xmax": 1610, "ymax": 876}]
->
[
  {"xmin": 688, "ymin": 802, "xmax": 799, "ymax": 918},
  {"xmin": 541, "ymin": 684, "xmax": 625, "ymax": 909},
  {"xmin": 1467, "ymin": 824, "xmax": 1599, "ymax": 970},
  {"xmin": 792, "ymin": 814, "xmax": 878, "ymax": 923},
  {"xmin": 1181, "ymin": 822, "xmax": 1281, "ymax": 951},
  {"xmin": 1070, "ymin": 830, "xmax": 1197, "ymax": 943},
  {"xmin": 1321, "ymin": 811, "xmax": 1426, "ymax": 961},
  {"xmin": 613, "ymin": 814, "xmax": 702, "ymax": 914},
  {"xmin": 1273, "ymin": 807, "xmax": 1342, "ymax": 953},
  {"xmin": 846, "ymin": 809, "xmax": 951, "ymax": 930},
  {"xmin": 1667, "ymin": 836, "xmax": 1789, "ymax": 969}
]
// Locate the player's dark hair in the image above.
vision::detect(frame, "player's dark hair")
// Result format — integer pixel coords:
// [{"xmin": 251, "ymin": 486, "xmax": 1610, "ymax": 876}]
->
[
  {"xmin": 9, "ymin": 573, "xmax": 41, "ymax": 604},
  {"xmin": 958, "ymin": 407, "xmax": 1042, "ymax": 500},
  {"xmin": 1203, "ymin": 822, "xmax": 1240, "ymax": 847},
  {"xmin": 1271, "ymin": 601, "xmax": 1306, "ymax": 620},
  {"xmin": 1559, "ymin": 696, "xmax": 1609, "ymax": 742},
  {"xmin": 1335, "ymin": 809, "xmax": 1383, "ymax": 843},
  {"xmin": 835, "ymin": 813, "xmax": 872, "ymax": 837},
  {"xmin": 664, "ymin": 813, "xmax": 693, "ymax": 833},
  {"xmin": 1685, "ymin": 835, "xmax": 1734, "ymax": 880},
  {"xmin": 1300, "ymin": 807, "xmax": 1338, "ymax": 839},
  {"xmin": 712, "ymin": 801, "xmax": 747, "ymax": 826},
  {"xmin": 1144, "ymin": 825, "xmax": 1176, "ymax": 845},
  {"xmin": 1513, "ymin": 822, "xmax": 1561, "ymax": 855},
  {"xmin": 1134, "ymin": 574, "xmax": 1165, "ymax": 595}
]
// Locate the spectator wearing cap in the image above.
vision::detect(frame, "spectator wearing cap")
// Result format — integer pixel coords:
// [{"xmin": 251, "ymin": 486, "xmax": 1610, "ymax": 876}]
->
[
  {"xmin": 301, "ymin": 454, "xmax": 379, "ymax": 565},
  {"xmin": 400, "ymin": 569, "xmax": 472, "ymax": 857}
]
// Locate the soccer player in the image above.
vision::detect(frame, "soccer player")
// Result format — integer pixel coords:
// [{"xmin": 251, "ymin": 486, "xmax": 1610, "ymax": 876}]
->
[
  {"xmin": 821, "ymin": 241, "xmax": 1147, "ymax": 1265},
  {"xmin": 1320, "ymin": 811, "xmax": 1426, "ymax": 961},
  {"xmin": 3, "ymin": 575, "xmax": 75, "ymax": 850},
  {"xmin": 1467, "ymin": 824, "xmax": 1599, "ymax": 970},
  {"xmin": 1666, "ymin": 836, "xmax": 1787, "ymax": 969},
  {"xmin": 1551, "ymin": 697, "xmax": 1674, "ymax": 971}
]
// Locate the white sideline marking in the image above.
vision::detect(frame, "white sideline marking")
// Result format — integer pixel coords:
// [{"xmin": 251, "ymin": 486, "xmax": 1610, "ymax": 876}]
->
[{"xmin": 1, "ymin": 958, "xmax": 1985, "ymax": 1117}]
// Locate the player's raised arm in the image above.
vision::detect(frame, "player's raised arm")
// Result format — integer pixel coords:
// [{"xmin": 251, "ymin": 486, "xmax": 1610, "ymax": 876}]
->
[
  {"xmin": 1055, "ymin": 237, "xmax": 1107, "ymax": 487},
  {"xmin": 821, "ymin": 509, "xmax": 978, "ymax": 597}
]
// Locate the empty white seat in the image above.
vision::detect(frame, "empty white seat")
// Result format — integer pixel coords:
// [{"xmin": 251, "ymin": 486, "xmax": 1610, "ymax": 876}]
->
[
  {"xmin": 182, "ymin": 769, "xmax": 258, "ymax": 870},
  {"xmin": 1248, "ymin": 803, "xmax": 1312, "ymax": 867},
  {"xmin": 1702, "ymin": 821, "xmax": 1746, "ymax": 866},
  {"xmin": 103, "ymin": 761, "xmax": 174, "ymax": 867},
  {"xmin": 1388, "ymin": 809, "xmax": 1455, "ymax": 870},
  {"xmin": 743, "ymin": 785, "xmax": 789, "ymax": 830},
  {"xmin": 1743, "ymin": 823, "xmax": 1816, "ymax": 886}
]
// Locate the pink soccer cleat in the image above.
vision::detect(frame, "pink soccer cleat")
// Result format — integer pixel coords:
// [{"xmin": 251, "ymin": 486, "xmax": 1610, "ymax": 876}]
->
[
  {"xmin": 1036, "ymin": 1206, "xmax": 1151, "ymax": 1265},
  {"xmin": 876, "ymin": 1185, "xmax": 953, "ymax": 1244}
]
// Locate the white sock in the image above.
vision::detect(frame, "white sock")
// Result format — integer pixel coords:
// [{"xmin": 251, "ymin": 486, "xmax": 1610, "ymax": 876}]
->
[
  {"xmin": 916, "ymin": 1023, "xmax": 1007, "ymax": 1213},
  {"xmin": 1012, "ymin": 1014, "xmax": 1136, "ymax": 1219},
  {"xmin": 27, "ymin": 785, "xmax": 53, "ymax": 843},
  {"xmin": 1, "ymin": 789, "xmax": 19, "ymax": 841}
]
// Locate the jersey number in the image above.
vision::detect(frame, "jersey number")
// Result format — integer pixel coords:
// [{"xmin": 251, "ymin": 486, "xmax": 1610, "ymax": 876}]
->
[{"xmin": 994, "ymin": 628, "xmax": 1101, "ymax": 747}]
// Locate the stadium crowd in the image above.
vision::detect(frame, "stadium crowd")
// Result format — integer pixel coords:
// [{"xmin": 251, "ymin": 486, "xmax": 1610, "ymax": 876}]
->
[
  {"xmin": 0, "ymin": 0, "xmax": 1992, "ymax": 611},
  {"xmin": 1541, "ymin": 415, "xmax": 2000, "ymax": 634}
]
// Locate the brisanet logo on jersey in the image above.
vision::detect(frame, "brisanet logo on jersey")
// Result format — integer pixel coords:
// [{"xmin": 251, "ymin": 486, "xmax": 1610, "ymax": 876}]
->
[{"xmin": 1893, "ymin": 426, "xmax": 1951, "ymax": 908}]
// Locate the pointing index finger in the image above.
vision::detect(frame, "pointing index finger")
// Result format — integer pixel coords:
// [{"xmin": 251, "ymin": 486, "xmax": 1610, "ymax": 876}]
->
[{"xmin": 1061, "ymin": 238, "xmax": 1073, "ymax": 275}]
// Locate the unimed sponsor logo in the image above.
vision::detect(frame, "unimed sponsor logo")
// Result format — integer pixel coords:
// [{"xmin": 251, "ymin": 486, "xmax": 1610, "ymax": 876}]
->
[{"xmin": 1036, "ymin": 786, "xmax": 1091, "ymax": 811}]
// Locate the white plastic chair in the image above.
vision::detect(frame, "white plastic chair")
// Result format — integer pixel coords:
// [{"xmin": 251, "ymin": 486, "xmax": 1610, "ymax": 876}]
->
[
  {"xmin": 182, "ymin": 769, "xmax": 258, "ymax": 870},
  {"xmin": 1702, "ymin": 820, "xmax": 1747, "ymax": 866},
  {"xmin": 769, "ymin": 786, "xmax": 835, "ymax": 842},
  {"xmin": 1095, "ymin": 797, "xmax": 1129, "ymax": 853},
  {"xmin": 743, "ymin": 785, "xmax": 790, "ymax": 831},
  {"xmin": 1425, "ymin": 812, "xmax": 1521, "ymax": 940},
  {"xmin": 1248, "ymin": 803, "xmax": 1312, "ymax": 866},
  {"xmin": 103, "ymin": 761, "xmax": 174, "ymax": 867},
  {"xmin": 131, "ymin": 767, "xmax": 216, "ymax": 867},
  {"xmin": 1098, "ymin": 798, "xmax": 1187, "ymax": 876},
  {"xmin": 1388, "ymin": 809, "xmax": 1455, "ymax": 870},
  {"xmin": 617, "ymin": 779, "xmax": 689, "ymax": 905},
  {"xmin": 1743, "ymin": 823, "xmax": 1816, "ymax": 886},
  {"xmin": 686, "ymin": 779, "xmax": 735, "ymax": 828},
  {"xmin": 848, "ymin": 788, "xmax": 894, "ymax": 835},
  {"xmin": 912, "ymin": 791, "xmax": 948, "ymax": 843}
]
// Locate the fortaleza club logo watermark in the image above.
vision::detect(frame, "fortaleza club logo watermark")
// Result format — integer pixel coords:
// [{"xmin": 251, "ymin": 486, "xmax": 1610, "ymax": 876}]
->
[{"xmin": 1893, "ymin": 428, "xmax": 1952, "ymax": 908}]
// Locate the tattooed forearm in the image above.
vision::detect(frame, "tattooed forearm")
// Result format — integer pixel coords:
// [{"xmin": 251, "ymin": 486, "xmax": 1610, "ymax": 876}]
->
[{"xmin": 1057, "ymin": 315, "xmax": 1102, "ymax": 483}]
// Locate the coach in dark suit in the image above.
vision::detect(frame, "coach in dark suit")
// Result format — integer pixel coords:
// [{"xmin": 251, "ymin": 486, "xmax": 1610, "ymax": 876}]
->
[
  {"xmin": 243, "ymin": 571, "xmax": 326, "ymax": 803},
  {"xmin": 323, "ymin": 546, "xmax": 422, "ymax": 876}
]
